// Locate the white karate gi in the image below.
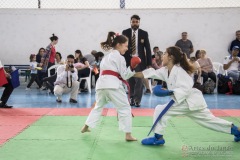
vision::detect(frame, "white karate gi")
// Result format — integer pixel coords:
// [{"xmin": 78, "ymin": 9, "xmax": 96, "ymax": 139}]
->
[
  {"xmin": 142, "ymin": 65, "xmax": 232, "ymax": 135},
  {"xmin": 54, "ymin": 65, "xmax": 79, "ymax": 100},
  {"xmin": 85, "ymin": 50, "xmax": 135, "ymax": 132}
]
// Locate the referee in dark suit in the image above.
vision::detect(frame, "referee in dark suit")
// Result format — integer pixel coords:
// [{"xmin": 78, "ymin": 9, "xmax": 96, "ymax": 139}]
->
[{"xmin": 122, "ymin": 15, "xmax": 152, "ymax": 107}]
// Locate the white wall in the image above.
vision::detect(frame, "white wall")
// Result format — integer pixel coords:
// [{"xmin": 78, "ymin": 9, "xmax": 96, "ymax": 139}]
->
[{"xmin": 0, "ymin": 8, "xmax": 239, "ymax": 65}]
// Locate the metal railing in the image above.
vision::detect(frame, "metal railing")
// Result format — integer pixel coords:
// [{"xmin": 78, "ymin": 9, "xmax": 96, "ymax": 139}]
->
[{"xmin": 1, "ymin": 0, "xmax": 240, "ymax": 9}]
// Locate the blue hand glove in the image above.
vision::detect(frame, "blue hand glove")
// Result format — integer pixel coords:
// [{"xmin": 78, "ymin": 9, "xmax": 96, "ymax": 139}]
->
[{"xmin": 153, "ymin": 85, "xmax": 173, "ymax": 97}]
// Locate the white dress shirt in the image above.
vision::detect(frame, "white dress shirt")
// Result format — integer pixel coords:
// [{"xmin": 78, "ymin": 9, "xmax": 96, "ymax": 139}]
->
[{"xmin": 54, "ymin": 65, "xmax": 78, "ymax": 87}]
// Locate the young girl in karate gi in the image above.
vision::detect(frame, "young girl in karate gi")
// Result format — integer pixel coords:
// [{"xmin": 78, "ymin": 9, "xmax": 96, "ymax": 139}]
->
[
  {"xmin": 81, "ymin": 32, "xmax": 137, "ymax": 141},
  {"xmin": 134, "ymin": 46, "xmax": 240, "ymax": 145}
]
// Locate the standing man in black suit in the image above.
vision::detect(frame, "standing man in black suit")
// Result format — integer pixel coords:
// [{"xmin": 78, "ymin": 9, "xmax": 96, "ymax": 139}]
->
[{"xmin": 122, "ymin": 14, "xmax": 152, "ymax": 107}]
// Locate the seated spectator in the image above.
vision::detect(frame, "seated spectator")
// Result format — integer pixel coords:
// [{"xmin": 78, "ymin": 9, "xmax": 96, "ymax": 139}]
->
[
  {"xmin": 36, "ymin": 48, "xmax": 45, "ymax": 83},
  {"xmin": 197, "ymin": 50, "xmax": 216, "ymax": 84},
  {"xmin": 54, "ymin": 54, "xmax": 79, "ymax": 103},
  {"xmin": 229, "ymin": 30, "xmax": 240, "ymax": 57},
  {"xmin": 92, "ymin": 51, "xmax": 104, "ymax": 85},
  {"xmin": 55, "ymin": 52, "xmax": 65, "ymax": 65},
  {"xmin": 152, "ymin": 51, "xmax": 163, "ymax": 69},
  {"xmin": 142, "ymin": 48, "xmax": 163, "ymax": 94},
  {"xmin": 223, "ymin": 46, "xmax": 240, "ymax": 82},
  {"xmin": 189, "ymin": 57, "xmax": 202, "ymax": 83},
  {"xmin": 74, "ymin": 50, "xmax": 90, "ymax": 91},
  {"xmin": 152, "ymin": 46, "xmax": 160, "ymax": 58},
  {"xmin": 42, "ymin": 52, "xmax": 64, "ymax": 93},
  {"xmin": 195, "ymin": 50, "xmax": 201, "ymax": 60},
  {"xmin": 151, "ymin": 51, "xmax": 165, "ymax": 87},
  {"xmin": 0, "ymin": 60, "xmax": 14, "ymax": 108},
  {"xmin": 84, "ymin": 50, "xmax": 97, "ymax": 67}
]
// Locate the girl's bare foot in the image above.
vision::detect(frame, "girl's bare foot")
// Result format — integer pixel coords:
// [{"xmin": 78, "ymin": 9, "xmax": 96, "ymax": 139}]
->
[
  {"xmin": 81, "ymin": 125, "xmax": 91, "ymax": 133},
  {"xmin": 125, "ymin": 133, "xmax": 137, "ymax": 141}
]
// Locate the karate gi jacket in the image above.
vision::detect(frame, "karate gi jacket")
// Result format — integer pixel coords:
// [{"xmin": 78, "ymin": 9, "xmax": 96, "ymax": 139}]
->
[
  {"xmin": 143, "ymin": 65, "xmax": 207, "ymax": 111},
  {"xmin": 96, "ymin": 50, "xmax": 134, "ymax": 90}
]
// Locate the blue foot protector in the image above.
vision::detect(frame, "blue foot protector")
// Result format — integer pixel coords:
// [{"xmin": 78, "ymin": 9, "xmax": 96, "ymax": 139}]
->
[
  {"xmin": 141, "ymin": 134, "xmax": 165, "ymax": 145},
  {"xmin": 153, "ymin": 85, "xmax": 173, "ymax": 97},
  {"xmin": 234, "ymin": 136, "xmax": 240, "ymax": 142},
  {"xmin": 231, "ymin": 125, "xmax": 240, "ymax": 142}
]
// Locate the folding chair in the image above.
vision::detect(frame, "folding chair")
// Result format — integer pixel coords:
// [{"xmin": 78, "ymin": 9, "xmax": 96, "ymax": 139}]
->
[{"xmin": 78, "ymin": 70, "xmax": 92, "ymax": 93}]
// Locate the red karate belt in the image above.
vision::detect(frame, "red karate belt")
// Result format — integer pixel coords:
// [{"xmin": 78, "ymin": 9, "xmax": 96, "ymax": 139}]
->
[{"xmin": 101, "ymin": 70, "xmax": 134, "ymax": 117}]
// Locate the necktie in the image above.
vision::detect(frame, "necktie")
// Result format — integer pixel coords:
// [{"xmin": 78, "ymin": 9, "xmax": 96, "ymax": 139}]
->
[{"xmin": 132, "ymin": 31, "xmax": 136, "ymax": 55}]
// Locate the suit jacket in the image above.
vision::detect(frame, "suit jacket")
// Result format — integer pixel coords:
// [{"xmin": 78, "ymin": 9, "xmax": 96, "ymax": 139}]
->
[{"xmin": 122, "ymin": 28, "xmax": 152, "ymax": 70}]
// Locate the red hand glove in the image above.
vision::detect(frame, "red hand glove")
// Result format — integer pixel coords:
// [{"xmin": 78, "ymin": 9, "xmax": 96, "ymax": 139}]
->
[{"xmin": 130, "ymin": 57, "xmax": 141, "ymax": 70}]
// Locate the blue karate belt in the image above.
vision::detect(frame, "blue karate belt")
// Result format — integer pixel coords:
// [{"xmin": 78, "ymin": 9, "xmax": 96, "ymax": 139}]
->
[{"xmin": 147, "ymin": 99, "xmax": 175, "ymax": 136}]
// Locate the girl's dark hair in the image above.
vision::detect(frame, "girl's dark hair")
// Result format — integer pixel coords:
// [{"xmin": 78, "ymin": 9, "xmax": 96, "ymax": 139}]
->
[
  {"xmin": 95, "ymin": 51, "xmax": 104, "ymax": 62},
  {"xmin": 29, "ymin": 54, "xmax": 35, "ymax": 62},
  {"xmin": 75, "ymin": 49, "xmax": 83, "ymax": 62},
  {"xmin": 100, "ymin": 32, "xmax": 128, "ymax": 51},
  {"xmin": 37, "ymin": 48, "xmax": 45, "ymax": 55},
  {"xmin": 50, "ymin": 33, "xmax": 58, "ymax": 41},
  {"xmin": 56, "ymin": 52, "xmax": 62, "ymax": 60},
  {"xmin": 75, "ymin": 50, "xmax": 83, "ymax": 56},
  {"xmin": 166, "ymin": 46, "xmax": 195, "ymax": 74},
  {"xmin": 195, "ymin": 50, "xmax": 200, "ymax": 59}
]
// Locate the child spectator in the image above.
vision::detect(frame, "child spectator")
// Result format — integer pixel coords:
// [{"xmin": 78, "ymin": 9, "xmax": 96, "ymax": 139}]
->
[
  {"xmin": 189, "ymin": 57, "xmax": 202, "ymax": 83},
  {"xmin": 26, "ymin": 54, "xmax": 42, "ymax": 90}
]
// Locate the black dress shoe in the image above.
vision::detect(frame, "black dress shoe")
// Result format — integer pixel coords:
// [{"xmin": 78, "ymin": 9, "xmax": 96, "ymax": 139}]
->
[
  {"xmin": 56, "ymin": 99, "xmax": 62, "ymax": 103},
  {"xmin": 80, "ymin": 88, "xmax": 88, "ymax": 92},
  {"xmin": 135, "ymin": 102, "xmax": 141, "ymax": 107},
  {"xmin": 130, "ymin": 98, "xmax": 135, "ymax": 106},
  {"xmin": 145, "ymin": 89, "xmax": 151, "ymax": 94},
  {"xmin": 0, "ymin": 103, "xmax": 13, "ymax": 108},
  {"xmin": 69, "ymin": 98, "xmax": 78, "ymax": 103}
]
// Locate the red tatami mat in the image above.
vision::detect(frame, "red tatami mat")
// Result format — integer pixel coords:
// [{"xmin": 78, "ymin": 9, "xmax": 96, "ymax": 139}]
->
[
  {"xmin": 0, "ymin": 126, "xmax": 27, "ymax": 139},
  {"xmin": 132, "ymin": 109, "xmax": 154, "ymax": 116},
  {"xmin": 209, "ymin": 109, "xmax": 229, "ymax": 117},
  {"xmin": 46, "ymin": 108, "xmax": 92, "ymax": 116},
  {"xmin": 222, "ymin": 109, "xmax": 240, "ymax": 117},
  {"xmin": 0, "ymin": 108, "xmax": 52, "ymax": 116},
  {"xmin": 101, "ymin": 108, "xmax": 108, "ymax": 116},
  {"xmin": 0, "ymin": 116, "xmax": 41, "ymax": 125},
  {"xmin": 0, "ymin": 139, "xmax": 7, "ymax": 146},
  {"xmin": 1, "ymin": 108, "xmax": 240, "ymax": 117}
]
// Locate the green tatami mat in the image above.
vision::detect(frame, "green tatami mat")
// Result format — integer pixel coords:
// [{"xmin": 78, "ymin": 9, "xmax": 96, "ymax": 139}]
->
[{"xmin": 0, "ymin": 116, "xmax": 239, "ymax": 160}]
